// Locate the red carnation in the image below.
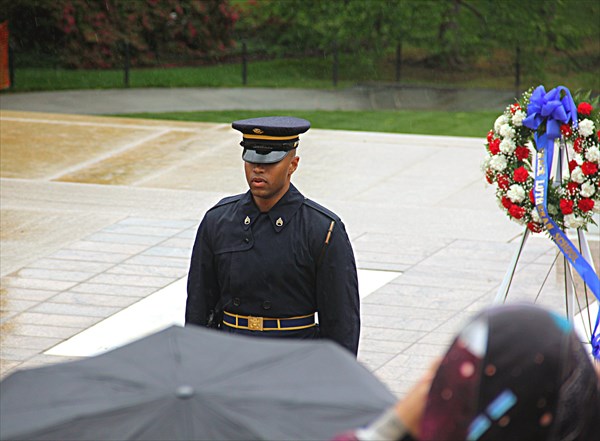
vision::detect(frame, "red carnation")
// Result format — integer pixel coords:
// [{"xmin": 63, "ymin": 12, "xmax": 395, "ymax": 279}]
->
[
  {"xmin": 527, "ymin": 221, "xmax": 543, "ymax": 233},
  {"xmin": 597, "ymin": 130, "xmax": 600, "ymax": 141},
  {"xmin": 509, "ymin": 205, "xmax": 525, "ymax": 219},
  {"xmin": 560, "ymin": 199, "xmax": 574, "ymax": 215},
  {"xmin": 574, "ymin": 137, "xmax": 584, "ymax": 153},
  {"xmin": 577, "ymin": 102, "xmax": 593, "ymax": 116},
  {"xmin": 513, "ymin": 166, "xmax": 529, "ymax": 183},
  {"xmin": 529, "ymin": 188, "xmax": 536, "ymax": 204},
  {"xmin": 488, "ymin": 138, "xmax": 501, "ymax": 155},
  {"xmin": 510, "ymin": 103, "xmax": 521, "ymax": 114},
  {"xmin": 568, "ymin": 160, "xmax": 579, "ymax": 172},
  {"xmin": 501, "ymin": 196, "xmax": 513, "ymax": 209},
  {"xmin": 515, "ymin": 146, "xmax": 530, "ymax": 161},
  {"xmin": 578, "ymin": 198, "xmax": 595, "ymax": 212},
  {"xmin": 560, "ymin": 124, "xmax": 573, "ymax": 137},
  {"xmin": 487, "ymin": 130, "xmax": 494, "ymax": 143},
  {"xmin": 497, "ymin": 174, "xmax": 510, "ymax": 190},
  {"xmin": 582, "ymin": 162, "xmax": 598, "ymax": 175},
  {"xmin": 566, "ymin": 181, "xmax": 579, "ymax": 195}
]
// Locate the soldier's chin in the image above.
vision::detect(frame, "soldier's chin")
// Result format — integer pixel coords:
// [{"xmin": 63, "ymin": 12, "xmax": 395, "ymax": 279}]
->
[{"xmin": 250, "ymin": 188, "xmax": 271, "ymax": 199}]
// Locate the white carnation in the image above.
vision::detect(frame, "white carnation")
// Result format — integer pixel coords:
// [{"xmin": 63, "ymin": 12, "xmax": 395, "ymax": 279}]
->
[
  {"xmin": 507, "ymin": 184, "xmax": 526, "ymax": 203},
  {"xmin": 512, "ymin": 110, "xmax": 526, "ymax": 127},
  {"xmin": 482, "ymin": 156, "xmax": 490, "ymax": 169},
  {"xmin": 585, "ymin": 146, "xmax": 600, "ymax": 163},
  {"xmin": 564, "ymin": 214, "xmax": 585, "ymax": 229},
  {"xmin": 489, "ymin": 155, "xmax": 507, "ymax": 171},
  {"xmin": 494, "ymin": 114, "xmax": 508, "ymax": 132},
  {"xmin": 578, "ymin": 119, "xmax": 595, "ymax": 137},
  {"xmin": 581, "ymin": 181, "xmax": 596, "ymax": 198},
  {"xmin": 499, "ymin": 124, "xmax": 515, "ymax": 139},
  {"xmin": 571, "ymin": 167, "xmax": 585, "ymax": 184},
  {"xmin": 548, "ymin": 204, "xmax": 558, "ymax": 215},
  {"xmin": 500, "ymin": 138, "xmax": 516, "ymax": 154},
  {"xmin": 531, "ymin": 208, "xmax": 541, "ymax": 223}
]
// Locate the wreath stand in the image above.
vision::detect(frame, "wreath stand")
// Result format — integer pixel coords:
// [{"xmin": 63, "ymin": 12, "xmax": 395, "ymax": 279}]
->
[{"xmin": 493, "ymin": 139, "xmax": 599, "ymax": 348}]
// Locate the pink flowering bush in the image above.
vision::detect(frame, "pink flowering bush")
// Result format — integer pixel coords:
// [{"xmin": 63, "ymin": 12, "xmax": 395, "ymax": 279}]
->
[{"xmin": 6, "ymin": 0, "xmax": 239, "ymax": 69}]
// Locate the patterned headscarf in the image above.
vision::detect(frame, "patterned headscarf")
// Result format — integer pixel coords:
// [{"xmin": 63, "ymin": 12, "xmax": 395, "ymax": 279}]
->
[{"xmin": 420, "ymin": 304, "xmax": 600, "ymax": 441}]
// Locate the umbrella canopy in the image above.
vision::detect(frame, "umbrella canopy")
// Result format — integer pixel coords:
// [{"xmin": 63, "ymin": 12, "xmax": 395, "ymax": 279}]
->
[{"xmin": 0, "ymin": 325, "xmax": 396, "ymax": 440}]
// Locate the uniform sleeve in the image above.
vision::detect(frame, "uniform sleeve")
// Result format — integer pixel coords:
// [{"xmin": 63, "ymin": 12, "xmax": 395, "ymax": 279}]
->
[
  {"xmin": 316, "ymin": 221, "xmax": 360, "ymax": 356},
  {"xmin": 185, "ymin": 216, "xmax": 219, "ymax": 326}
]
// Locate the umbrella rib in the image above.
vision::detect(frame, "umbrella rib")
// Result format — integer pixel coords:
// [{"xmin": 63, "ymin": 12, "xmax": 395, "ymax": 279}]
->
[{"xmin": 199, "ymin": 346, "xmax": 324, "ymax": 387}]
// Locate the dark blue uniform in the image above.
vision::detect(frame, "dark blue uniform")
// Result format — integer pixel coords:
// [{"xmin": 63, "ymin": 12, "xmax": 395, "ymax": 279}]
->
[{"xmin": 186, "ymin": 183, "xmax": 360, "ymax": 355}]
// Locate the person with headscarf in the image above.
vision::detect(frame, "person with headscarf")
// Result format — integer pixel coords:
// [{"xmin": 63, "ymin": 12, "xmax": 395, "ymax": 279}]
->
[{"xmin": 333, "ymin": 303, "xmax": 600, "ymax": 441}]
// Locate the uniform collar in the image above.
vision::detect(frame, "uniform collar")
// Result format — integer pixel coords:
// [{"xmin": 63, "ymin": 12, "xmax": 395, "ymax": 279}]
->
[{"xmin": 239, "ymin": 184, "xmax": 304, "ymax": 232}]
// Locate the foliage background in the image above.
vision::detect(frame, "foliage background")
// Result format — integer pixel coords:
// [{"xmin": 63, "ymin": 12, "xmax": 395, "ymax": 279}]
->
[{"xmin": 0, "ymin": 0, "xmax": 598, "ymax": 91}]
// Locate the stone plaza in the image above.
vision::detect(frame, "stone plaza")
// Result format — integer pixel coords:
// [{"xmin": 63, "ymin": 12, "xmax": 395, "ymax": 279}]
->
[{"xmin": 1, "ymin": 88, "xmax": 597, "ymax": 397}]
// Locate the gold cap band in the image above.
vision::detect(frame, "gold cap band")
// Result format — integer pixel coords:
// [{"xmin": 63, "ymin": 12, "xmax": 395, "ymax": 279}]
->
[{"xmin": 243, "ymin": 133, "xmax": 299, "ymax": 141}]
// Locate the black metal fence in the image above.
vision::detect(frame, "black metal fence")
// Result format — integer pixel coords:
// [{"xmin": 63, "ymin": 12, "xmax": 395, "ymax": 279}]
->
[{"xmin": 6, "ymin": 40, "xmax": 345, "ymax": 89}]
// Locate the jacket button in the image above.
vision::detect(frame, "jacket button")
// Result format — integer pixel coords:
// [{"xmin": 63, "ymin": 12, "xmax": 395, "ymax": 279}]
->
[
  {"xmin": 233, "ymin": 297, "xmax": 241, "ymax": 306},
  {"xmin": 262, "ymin": 300, "xmax": 271, "ymax": 310},
  {"xmin": 244, "ymin": 237, "xmax": 250, "ymax": 243}
]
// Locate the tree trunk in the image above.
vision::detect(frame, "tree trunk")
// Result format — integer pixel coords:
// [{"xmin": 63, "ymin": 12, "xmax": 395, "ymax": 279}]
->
[{"xmin": 437, "ymin": 0, "xmax": 462, "ymax": 68}]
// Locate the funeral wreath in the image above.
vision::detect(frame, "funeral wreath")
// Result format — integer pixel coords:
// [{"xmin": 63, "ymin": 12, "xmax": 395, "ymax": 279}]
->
[{"xmin": 483, "ymin": 87, "xmax": 600, "ymax": 233}]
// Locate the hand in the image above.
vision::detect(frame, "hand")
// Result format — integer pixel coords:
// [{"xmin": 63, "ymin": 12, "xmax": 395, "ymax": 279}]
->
[
  {"xmin": 330, "ymin": 431, "xmax": 359, "ymax": 441},
  {"xmin": 330, "ymin": 358, "xmax": 441, "ymax": 441},
  {"xmin": 394, "ymin": 357, "xmax": 441, "ymax": 439}
]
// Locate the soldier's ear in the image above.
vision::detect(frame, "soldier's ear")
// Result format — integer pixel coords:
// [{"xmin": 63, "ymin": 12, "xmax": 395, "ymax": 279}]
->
[{"xmin": 289, "ymin": 155, "xmax": 299, "ymax": 175}]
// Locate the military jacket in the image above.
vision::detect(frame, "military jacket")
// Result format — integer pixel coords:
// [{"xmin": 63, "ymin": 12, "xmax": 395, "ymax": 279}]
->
[{"xmin": 186, "ymin": 184, "xmax": 360, "ymax": 354}]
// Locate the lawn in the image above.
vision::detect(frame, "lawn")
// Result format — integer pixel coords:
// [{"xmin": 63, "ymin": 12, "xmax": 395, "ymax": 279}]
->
[
  {"xmin": 112, "ymin": 109, "xmax": 500, "ymax": 138},
  {"xmin": 6, "ymin": 52, "xmax": 595, "ymax": 138},
  {"xmin": 6, "ymin": 53, "xmax": 598, "ymax": 93}
]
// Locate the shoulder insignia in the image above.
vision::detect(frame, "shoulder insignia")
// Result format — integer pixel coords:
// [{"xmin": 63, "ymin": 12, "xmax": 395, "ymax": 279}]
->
[
  {"xmin": 303, "ymin": 198, "xmax": 341, "ymax": 222},
  {"xmin": 209, "ymin": 194, "xmax": 243, "ymax": 211}
]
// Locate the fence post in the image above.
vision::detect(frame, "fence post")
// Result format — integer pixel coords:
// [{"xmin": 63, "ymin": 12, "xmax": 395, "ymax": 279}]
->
[
  {"xmin": 332, "ymin": 40, "xmax": 338, "ymax": 87},
  {"xmin": 242, "ymin": 41, "xmax": 247, "ymax": 86},
  {"xmin": 124, "ymin": 40, "xmax": 130, "ymax": 88}
]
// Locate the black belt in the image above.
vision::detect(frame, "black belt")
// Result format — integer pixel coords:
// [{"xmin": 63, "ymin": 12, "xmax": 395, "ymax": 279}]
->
[{"xmin": 223, "ymin": 311, "xmax": 316, "ymax": 331}]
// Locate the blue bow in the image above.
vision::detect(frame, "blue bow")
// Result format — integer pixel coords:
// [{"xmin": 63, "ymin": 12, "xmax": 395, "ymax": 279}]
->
[{"xmin": 523, "ymin": 85, "xmax": 578, "ymax": 147}]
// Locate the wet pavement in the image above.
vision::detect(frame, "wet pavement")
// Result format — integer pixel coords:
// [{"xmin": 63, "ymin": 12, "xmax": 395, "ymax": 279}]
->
[
  {"xmin": 0, "ymin": 85, "xmax": 516, "ymax": 114},
  {"xmin": 0, "ymin": 89, "xmax": 598, "ymax": 398}
]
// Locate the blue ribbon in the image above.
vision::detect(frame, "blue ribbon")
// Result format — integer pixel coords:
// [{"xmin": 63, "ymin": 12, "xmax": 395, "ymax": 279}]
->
[
  {"xmin": 526, "ymin": 85, "xmax": 600, "ymax": 359},
  {"xmin": 594, "ymin": 327, "xmax": 600, "ymax": 359},
  {"xmin": 523, "ymin": 85, "xmax": 578, "ymax": 173}
]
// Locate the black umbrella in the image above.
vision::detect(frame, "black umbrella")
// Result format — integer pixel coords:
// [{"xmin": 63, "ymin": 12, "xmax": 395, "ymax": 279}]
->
[{"xmin": 0, "ymin": 325, "xmax": 396, "ymax": 440}]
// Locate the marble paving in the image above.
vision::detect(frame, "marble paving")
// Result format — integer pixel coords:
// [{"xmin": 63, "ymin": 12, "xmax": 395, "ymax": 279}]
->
[{"xmin": 1, "ymin": 110, "xmax": 598, "ymax": 398}]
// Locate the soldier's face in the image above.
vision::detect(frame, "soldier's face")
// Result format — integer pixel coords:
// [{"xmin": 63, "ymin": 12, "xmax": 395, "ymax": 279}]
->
[{"xmin": 244, "ymin": 151, "xmax": 299, "ymax": 207}]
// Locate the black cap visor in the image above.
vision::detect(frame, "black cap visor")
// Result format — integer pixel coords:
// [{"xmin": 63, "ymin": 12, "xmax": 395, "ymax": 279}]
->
[{"xmin": 242, "ymin": 148, "xmax": 289, "ymax": 164}]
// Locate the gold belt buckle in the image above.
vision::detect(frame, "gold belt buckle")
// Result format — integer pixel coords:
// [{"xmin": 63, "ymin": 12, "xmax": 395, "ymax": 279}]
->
[{"xmin": 248, "ymin": 316, "xmax": 263, "ymax": 331}]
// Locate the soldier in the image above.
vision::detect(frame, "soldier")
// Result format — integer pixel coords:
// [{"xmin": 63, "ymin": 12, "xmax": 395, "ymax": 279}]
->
[{"xmin": 185, "ymin": 116, "xmax": 360, "ymax": 355}]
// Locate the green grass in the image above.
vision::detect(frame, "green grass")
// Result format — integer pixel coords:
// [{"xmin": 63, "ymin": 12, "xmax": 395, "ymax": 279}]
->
[
  {"xmin": 7, "ymin": 58, "xmax": 355, "ymax": 92},
  {"xmin": 7, "ymin": 52, "xmax": 598, "ymax": 93},
  {"xmin": 111, "ymin": 109, "xmax": 500, "ymax": 138}
]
